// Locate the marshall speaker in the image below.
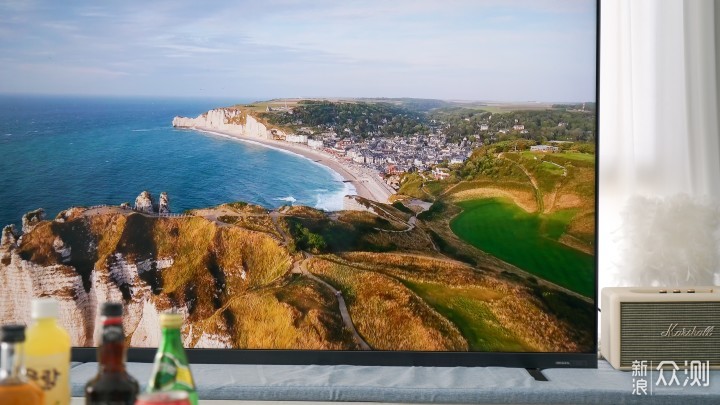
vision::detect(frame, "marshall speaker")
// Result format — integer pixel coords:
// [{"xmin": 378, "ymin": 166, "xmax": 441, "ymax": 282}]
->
[{"xmin": 601, "ymin": 287, "xmax": 720, "ymax": 370}]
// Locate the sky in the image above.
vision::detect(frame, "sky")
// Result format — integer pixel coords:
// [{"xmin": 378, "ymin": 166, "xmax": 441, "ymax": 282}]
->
[{"xmin": 0, "ymin": 0, "xmax": 597, "ymax": 102}]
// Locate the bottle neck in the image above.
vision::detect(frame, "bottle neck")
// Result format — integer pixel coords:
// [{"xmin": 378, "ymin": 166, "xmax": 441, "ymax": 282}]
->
[
  {"xmin": 161, "ymin": 327, "xmax": 182, "ymax": 345},
  {"xmin": 98, "ymin": 316, "xmax": 127, "ymax": 373},
  {"xmin": 0, "ymin": 341, "xmax": 24, "ymax": 381},
  {"xmin": 33, "ymin": 317, "xmax": 57, "ymax": 325}
]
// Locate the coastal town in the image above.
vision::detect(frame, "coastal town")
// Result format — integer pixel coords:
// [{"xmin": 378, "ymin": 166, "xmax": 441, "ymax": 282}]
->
[
  {"xmin": 272, "ymin": 129, "xmax": 476, "ymax": 188},
  {"xmin": 172, "ymin": 99, "xmax": 596, "ymax": 204}
]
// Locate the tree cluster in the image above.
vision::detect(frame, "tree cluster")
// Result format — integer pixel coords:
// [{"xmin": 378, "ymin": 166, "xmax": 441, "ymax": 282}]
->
[
  {"xmin": 261, "ymin": 101, "xmax": 430, "ymax": 138},
  {"xmin": 428, "ymin": 107, "xmax": 596, "ymax": 144}
]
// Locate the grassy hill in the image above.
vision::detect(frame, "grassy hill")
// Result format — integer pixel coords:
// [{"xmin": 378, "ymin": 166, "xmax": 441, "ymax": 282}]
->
[
  {"xmin": 10, "ymin": 195, "xmax": 594, "ymax": 352},
  {"xmin": 396, "ymin": 148, "xmax": 596, "ymax": 297}
]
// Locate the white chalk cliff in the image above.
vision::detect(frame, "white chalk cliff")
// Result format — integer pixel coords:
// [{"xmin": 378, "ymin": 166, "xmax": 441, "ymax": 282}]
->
[
  {"xmin": 172, "ymin": 108, "xmax": 286, "ymax": 140},
  {"xmin": 0, "ymin": 206, "xmax": 237, "ymax": 349},
  {"xmin": 0, "ymin": 235, "xmax": 185, "ymax": 347}
]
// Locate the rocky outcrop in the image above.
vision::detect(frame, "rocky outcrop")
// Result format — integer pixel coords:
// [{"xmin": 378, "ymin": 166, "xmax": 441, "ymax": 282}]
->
[
  {"xmin": 55, "ymin": 207, "xmax": 85, "ymax": 223},
  {"xmin": 0, "ymin": 207, "xmax": 292, "ymax": 349},
  {"xmin": 172, "ymin": 108, "xmax": 286, "ymax": 140},
  {"xmin": 1, "ymin": 225, "xmax": 19, "ymax": 247},
  {"xmin": 22, "ymin": 208, "xmax": 45, "ymax": 233},
  {"xmin": 158, "ymin": 192, "xmax": 170, "ymax": 214},
  {"xmin": 52, "ymin": 237, "xmax": 72, "ymax": 263},
  {"xmin": 134, "ymin": 191, "xmax": 155, "ymax": 213}
]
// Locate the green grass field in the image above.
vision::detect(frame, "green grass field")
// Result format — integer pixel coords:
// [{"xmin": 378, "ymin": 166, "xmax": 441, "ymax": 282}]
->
[
  {"xmin": 556, "ymin": 152, "xmax": 595, "ymax": 162},
  {"xmin": 450, "ymin": 198, "xmax": 594, "ymax": 297},
  {"xmin": 404, "ymin": 281, "xmax": 528, "ymax": 351}
]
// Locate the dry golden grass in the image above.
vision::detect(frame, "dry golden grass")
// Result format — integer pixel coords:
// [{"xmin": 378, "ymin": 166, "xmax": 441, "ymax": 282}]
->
[
  {"xmin": 449, "ymin": 184, "xmax": 538, "ymax": 213},
  {"xmin": 335, "ymin": 252, "xmax": 483, "ymax": 286},
  {"xmin": 221, "ymin": 202, "xmax": 268, "ymax": 215},
  {"xmin": 552, "ymin": 193, "xmax": 583, "ymax": 210},
  {"xmin": 338, "ymin": 211, "xmax": 408, "ymax": 231},
  {"xmin": 196, "ymin": 283, "xmax": 354, "ymax": 350},
  {"xmin": 282, "ymin": 206, "xmax": 326, "ymax": 218},
  {"xmin": 88, "ymin": 214, "xmax": 128, "ymax": 268},
  {"xmin": 219, "ymin": 215, "xmax": 282, "ymax": 239},
  {"xmin": 328, "ymin": 252, "xmax": 590, "ymax": 352},
  {"xmin": 273, "ymin": 277, "xmax": 357, "ymax": 349},
  {"xmin": 153, "ymin": 217, "xmax": 217, "ymax": 294},
  {"xmin": 17, "ymin": 222, "xmax": 58, "ymax": 265},
  {"xmin": 308, "ymin": 257, "xmax": 467, "ymax": 351},
  {"xmin": 11, "ymin": 207, "xmax": 593, "ymax": 353},
  {"xmin": 213, "ymin": 226, "xmax": 291, "ymax": 287},
  {"xmin": 361, "ymin": 228, "xmax": 436, "ymax": 252},
  {"xmin": 485, "ymin": 293, "xmax": 583, "ymax": 352}
]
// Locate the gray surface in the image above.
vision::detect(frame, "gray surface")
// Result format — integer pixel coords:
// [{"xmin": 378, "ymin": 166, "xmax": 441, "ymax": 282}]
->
[{"xmin": 71, "ymin": 361, "xmax": 720, "ymax": 404}]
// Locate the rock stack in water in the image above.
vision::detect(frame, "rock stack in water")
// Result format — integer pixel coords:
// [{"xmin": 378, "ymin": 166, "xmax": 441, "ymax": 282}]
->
[
  {"xmin": 158, "ymin": 192, "xmax": 170, "ymax": 214},
  {"xmin": 1, "ymin": 225, "xmax": 19, "ymax": 247},
  {"xmin": 133, "ymin": 191, "xmax": 170, "ymax": 214},
  {"xmin": 134, "ymin": 191, "xmax": 155, "ymax": 213},
  {"xmin": 22, "ymin": 208, "xmax": 45, "ymax": 234}
]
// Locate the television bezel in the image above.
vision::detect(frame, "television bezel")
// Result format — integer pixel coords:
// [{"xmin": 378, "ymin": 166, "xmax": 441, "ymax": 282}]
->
[{"xmin": 71, "ymin": 0, "xmax": 600, "ymax": 369}]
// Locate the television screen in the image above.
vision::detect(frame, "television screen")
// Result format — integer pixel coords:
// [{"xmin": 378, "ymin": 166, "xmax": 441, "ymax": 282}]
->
[{"xmin": 0, "ymin": 0, "xmax": 598, "ymax": 368}]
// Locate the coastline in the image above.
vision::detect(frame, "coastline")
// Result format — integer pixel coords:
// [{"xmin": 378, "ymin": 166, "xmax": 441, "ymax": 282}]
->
[{"xmin": 188, "ymin": 126, "xmax": 394, "ymax": 204}]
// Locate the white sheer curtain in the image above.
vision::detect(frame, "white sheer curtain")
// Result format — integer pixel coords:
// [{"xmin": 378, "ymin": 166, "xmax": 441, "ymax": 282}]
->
[{"xmin": 599, "ymin": 0, "xmax": 720, "ymax": 291}]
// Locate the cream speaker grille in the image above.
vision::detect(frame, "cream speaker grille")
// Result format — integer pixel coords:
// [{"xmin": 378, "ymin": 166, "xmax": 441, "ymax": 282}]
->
[
  {"xmin": 601, "ymin": 287, "xmax": 720, "ymax": 370},
  {"xmin": 620, "ymin": 302, "xmax": 720, "ymax": 367}
]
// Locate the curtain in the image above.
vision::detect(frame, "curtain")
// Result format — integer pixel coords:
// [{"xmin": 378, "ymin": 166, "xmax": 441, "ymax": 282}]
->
[{"xmin": 599, "ymin": 0, "xmax": 720, "ymax": 290}]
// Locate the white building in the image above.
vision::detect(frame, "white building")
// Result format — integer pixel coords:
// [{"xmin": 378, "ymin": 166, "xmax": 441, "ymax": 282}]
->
[
  {"xmin": 530, "ymin": 145, "xmax": 560, "ymax": 153},
  {"xmin": 286, "ymin": 134, "xmax": 308, "ymax": 144},
  {"xmin": 432, "ymin": 167, "xmax": 451, "ymax": 180},
  {"xmin": 308, "ymin": 139, "xmax": 324, "ymax": 149}
]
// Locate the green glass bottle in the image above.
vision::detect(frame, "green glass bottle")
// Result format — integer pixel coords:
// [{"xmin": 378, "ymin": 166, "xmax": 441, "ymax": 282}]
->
[{"xmin": 147, "ymin": 313, "xmax": 198, "ymax": 405}]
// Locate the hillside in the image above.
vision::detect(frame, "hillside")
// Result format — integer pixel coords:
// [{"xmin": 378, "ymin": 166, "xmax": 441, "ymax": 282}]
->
[
  {"xmin": 0, "ymin": 195, "xmax": 593, "ymax": 352},
  {"xmin": 396, "ymin": 146, "xmax": 596, "ymax": 297}
]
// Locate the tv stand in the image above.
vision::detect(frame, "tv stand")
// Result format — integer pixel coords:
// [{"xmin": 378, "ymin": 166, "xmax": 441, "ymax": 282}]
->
[{"xmin": 525, "ymin": 368, "xmax": 548, "ymax": 381}]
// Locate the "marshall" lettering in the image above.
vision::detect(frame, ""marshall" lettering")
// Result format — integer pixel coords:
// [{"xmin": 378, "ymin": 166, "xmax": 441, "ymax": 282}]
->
[{"xmin": 660, "ymin": 323, "xmax": 714, "ymax": 337}]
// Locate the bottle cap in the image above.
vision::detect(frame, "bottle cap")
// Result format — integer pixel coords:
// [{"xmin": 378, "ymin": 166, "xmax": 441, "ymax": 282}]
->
[
  {"xmin": 101, "ymin": 302, "xmax": 123, "ymax": 317},
  {"xmin": 160, "ymin": 312, "xmax": 183, "ymax": 329},
  {"xmin": 1, "ymin": 324, "xmax": 26, "ymax": 343},
  {"xmin": 31, "ymin": 298, "xmax": 59, "ymax": 319}
]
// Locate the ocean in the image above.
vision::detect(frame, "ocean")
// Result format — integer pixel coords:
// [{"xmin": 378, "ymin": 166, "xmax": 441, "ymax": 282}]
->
[{"xmin": 0, "ymin": 95, "xmax": 351, "ymax": 229}]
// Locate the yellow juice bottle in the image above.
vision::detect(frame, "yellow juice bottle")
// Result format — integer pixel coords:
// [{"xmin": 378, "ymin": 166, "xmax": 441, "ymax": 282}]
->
[{"xmin": 25, "ymin": 299, "xmax": 71, "ymax": 405}]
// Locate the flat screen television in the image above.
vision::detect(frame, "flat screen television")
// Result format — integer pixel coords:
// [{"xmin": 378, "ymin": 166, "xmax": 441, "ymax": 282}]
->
[{"xmin": 0, "ymin": 0, "xmax": 598, "ymax": 369}]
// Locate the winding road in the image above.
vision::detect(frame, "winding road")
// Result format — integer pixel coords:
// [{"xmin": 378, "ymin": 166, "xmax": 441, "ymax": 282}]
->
[{"xmin": 269, "ymin": 213, "xmax": 372, "ymax": 350}]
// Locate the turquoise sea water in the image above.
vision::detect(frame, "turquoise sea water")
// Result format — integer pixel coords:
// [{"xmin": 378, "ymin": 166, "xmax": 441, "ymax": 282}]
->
[{"xmin": 0, "ymin": 95, "xmax": 351, "ymax": 229}]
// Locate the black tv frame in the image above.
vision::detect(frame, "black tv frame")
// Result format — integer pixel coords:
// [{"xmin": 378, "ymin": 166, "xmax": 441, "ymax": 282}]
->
[{"xmin": 72, "ymin": 0, "xmax": 600, "ymax": 369}]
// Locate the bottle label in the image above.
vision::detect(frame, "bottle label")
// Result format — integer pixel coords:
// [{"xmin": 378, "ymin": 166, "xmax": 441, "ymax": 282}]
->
[
  {"xmin": 151, "ymin": 352, "xmax": 195, "ymax": 391},
  {"xmin": 102, "ymin": 324, "xmax": 124, "ymax": 342},
  {"xmin": 25, "ymin": 352, "xmax": 70, "ymax": 405}
]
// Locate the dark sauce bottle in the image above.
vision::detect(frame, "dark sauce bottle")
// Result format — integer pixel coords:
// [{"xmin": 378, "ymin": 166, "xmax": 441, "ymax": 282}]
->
[{"xmin": 84, "ymin": 302, "xmax": 139, "ymax": 405}]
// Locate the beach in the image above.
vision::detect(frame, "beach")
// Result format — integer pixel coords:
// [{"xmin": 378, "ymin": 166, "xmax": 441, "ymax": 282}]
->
[{"xmin": 191, "ymin": 127, "xmax": 395, "ymax": 204}]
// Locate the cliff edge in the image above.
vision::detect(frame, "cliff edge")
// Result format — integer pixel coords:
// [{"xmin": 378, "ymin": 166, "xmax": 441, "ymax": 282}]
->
[{"xmin": 173, "ymin": 108, "xmax": 285, "ymax": 140}]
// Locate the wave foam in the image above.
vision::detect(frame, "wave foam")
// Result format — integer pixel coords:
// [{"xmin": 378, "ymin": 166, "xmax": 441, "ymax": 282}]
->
[
  {"xmin": 193, "ymin": 128, "xmax": 358, "ymax": 212},
  {"xmin": 274, "ymin": 196, "xmax": 297, "ymax": 203},
  {"xmin": 314, "ymin": 182, "xmax": 357, "ymax": 212}
]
